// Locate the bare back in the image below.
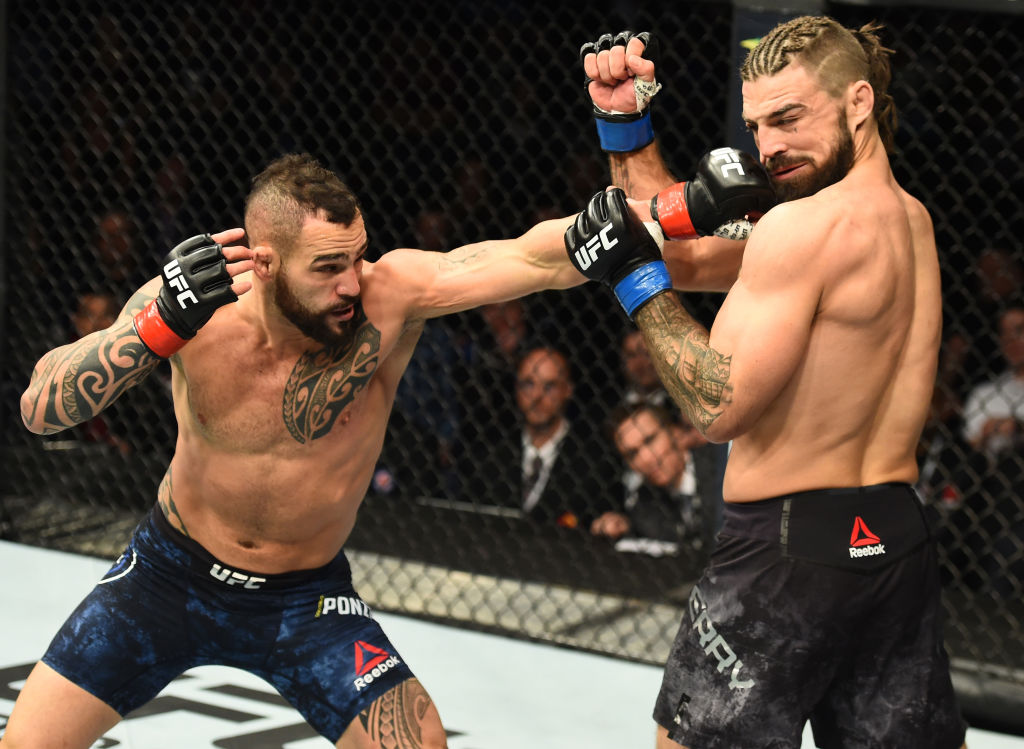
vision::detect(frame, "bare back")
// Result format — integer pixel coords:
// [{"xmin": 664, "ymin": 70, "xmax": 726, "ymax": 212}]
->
[{"xmin": 719, "ymin": 160, "xmax": 941, "ymax": 500}]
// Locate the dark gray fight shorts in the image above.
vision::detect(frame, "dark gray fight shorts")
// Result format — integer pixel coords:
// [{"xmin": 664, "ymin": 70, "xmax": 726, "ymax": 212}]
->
[{"xmin": 653, "ymin": 483, "xmax": 967, "ymax": 749}]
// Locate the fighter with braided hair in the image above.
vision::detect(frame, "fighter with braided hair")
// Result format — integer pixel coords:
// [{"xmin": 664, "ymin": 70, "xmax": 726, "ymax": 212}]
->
[{"xmin": 569, "ymin": 16, "xmax": 967, "ymax": 749}]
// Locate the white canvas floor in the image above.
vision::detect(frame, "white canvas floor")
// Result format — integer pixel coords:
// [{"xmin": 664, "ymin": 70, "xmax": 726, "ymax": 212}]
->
[{"xmin": 1, "ymin": 540, "xmax": 1022, "ymax": 749}]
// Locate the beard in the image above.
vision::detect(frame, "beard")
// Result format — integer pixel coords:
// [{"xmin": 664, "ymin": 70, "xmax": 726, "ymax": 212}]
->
[
  {"xmin": 766, "ymin": 121, "xmax": 855, "ymax": 203},
  {"xmin": 273, "ymin": 273, "xmax": 362, "ymax": 349}
]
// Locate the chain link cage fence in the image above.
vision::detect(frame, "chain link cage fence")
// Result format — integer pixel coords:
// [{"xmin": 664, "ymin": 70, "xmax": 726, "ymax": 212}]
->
[{"xmin": 2, "ymin": 0, "xmax": 1023, "ymax": 733}]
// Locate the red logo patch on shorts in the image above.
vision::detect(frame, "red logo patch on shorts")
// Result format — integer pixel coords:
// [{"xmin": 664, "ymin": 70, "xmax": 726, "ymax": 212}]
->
[
  {"xmin": 354, "ymin": 640, "xmax": 391, "ymax": 676},
  {"xmin": 849, "ymin": 516, "xmax": 882, "ymax": 547}
]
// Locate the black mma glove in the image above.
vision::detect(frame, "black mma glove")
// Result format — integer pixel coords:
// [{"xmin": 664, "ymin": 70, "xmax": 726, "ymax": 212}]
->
[
  {"xmin": 133, "ymin": 234, "xmax": 237, "ymax": 357},
  {"xmin": 579, "ymin": 30, "xmax": 662, "ymax": 152},
  {"xmin": 651, "ymin": 147, "xmax": 776, "ymax": 240},
  {"xmin": 565, "ymin": 188, "xmax": 672, "ymax": 318}
]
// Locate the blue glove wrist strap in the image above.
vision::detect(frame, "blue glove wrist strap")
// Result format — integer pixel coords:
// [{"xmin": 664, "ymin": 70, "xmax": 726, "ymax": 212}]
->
[
  {"xmin": 613, "ymin": 262, "xmax": 672, "ymax": 317},
  {"xmin": 595, "ymin": 111, "xmax": 655, "ymax": 153}
]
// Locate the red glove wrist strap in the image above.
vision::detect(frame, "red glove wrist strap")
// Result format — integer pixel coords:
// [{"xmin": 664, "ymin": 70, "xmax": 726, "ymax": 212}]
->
[
  {"xmin": 133, "ymin": 300, "xmax": 187, "ymax": 358},
  {"xmin": 654, "ymin": 182, "xmax": 698, "ymax": 240}
]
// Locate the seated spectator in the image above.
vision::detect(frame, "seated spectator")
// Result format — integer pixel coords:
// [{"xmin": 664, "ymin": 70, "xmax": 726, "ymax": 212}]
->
[
  {"xmin": 614, "ymin": 330, "xmax": 727, "ymax": 520},
  {"xmin": 619, "ymin": 330, "xmax": 670, "ymax": 409},
  {"xmin": 71, "ymin": 291, "xmax": 118, "ymax": 340},
  {"xmin": 457, "ymin": 346, "xmax": 619, "ymax": 529},
  {"xmin": 963, "ymin": 303, "xmax": 1024, "ymax": 462},
  {"xmin": 593, "ymin": 403, "xmax": 722, "ymax": 556}
]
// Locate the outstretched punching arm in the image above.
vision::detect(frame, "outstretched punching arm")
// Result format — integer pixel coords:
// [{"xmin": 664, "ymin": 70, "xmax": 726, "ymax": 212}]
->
[{"xmin": 20, "ymin": 229, "xmax": 253, "ymax": 434}]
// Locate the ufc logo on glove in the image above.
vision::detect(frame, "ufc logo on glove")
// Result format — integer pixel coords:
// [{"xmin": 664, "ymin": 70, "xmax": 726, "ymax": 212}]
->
[
  {"xmin": 709, "ymin": 147, "xmax": 747, "ymax": 179},
  {"xmin": 163, "ymin": 259, "xmax": 199, "ymax": 309},
  {"xmin": 572, "ymin": 223, "xmax": 619, "ymax": 270}
]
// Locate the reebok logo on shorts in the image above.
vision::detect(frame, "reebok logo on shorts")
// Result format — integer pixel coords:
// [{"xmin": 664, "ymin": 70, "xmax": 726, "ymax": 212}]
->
[
  {"xmin": 849, "ymin": 516, "xmax": 885, "ymax": 558},
  {"xmin": 353, "ymin": 640, "xmax": 402, "ymax": 691}
]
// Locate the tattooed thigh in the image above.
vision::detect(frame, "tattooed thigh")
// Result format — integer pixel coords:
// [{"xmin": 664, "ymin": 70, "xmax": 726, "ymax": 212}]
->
[{"xmin": 340, "ymin": 678, "xmax": 445, "ymax": 749}]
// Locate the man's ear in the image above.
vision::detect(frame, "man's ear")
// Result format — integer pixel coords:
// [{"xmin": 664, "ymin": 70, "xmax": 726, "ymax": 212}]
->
[
  {"xmin": 848, "ymin": 79, "xmax": 875, "ymax": 129},
  {"xmin": 252, "ymin": 245, "xmax": 276, "ymax": 280}
]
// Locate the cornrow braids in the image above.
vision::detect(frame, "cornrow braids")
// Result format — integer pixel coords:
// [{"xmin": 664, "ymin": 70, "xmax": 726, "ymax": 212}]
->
[{"xmin": 741, "ymin": 16, "xmax": 898, "ymax": 153}]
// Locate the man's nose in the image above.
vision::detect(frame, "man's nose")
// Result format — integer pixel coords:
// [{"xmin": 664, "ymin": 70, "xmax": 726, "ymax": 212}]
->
[
  {"xmin": 759, "ymin": 132, "xmax": 787, "ymax": 162},
  {"xmin": 336, "ymin": 268, "xmax": 360, "ymax": 297}
]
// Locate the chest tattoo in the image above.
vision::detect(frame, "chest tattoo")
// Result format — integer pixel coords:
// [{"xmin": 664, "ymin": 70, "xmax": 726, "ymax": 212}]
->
[{"xmin": 282, "ymin": 319, "xmax": 382, "ymax": 443}]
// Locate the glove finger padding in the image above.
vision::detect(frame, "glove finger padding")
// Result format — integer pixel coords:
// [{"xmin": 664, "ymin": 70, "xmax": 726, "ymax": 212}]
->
[
  {"xmin": 134, "ymin": 233, "xmax": 239, "ymax": 357},
  {"xmin": 579, "ymin": 29, "xmax": 659, "ymax": 105},
  {"xmin": 580, "ymin": 31, "xmax": 661, "ymax": 152}
]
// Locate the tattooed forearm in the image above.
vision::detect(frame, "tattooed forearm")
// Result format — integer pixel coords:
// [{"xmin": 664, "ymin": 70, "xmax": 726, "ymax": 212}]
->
[
  {"xmin": 609, "ymin": 155, "xmax": 636, "ymax": 196},
  {"xmin": 21, "ymin": 288, "xmax": 161, "ymax": 434},
  {"xmin": 157, "ymin": 468, "xmax": 190, "ymax": 537},
  {"xmin": 635, "ymin": 294, "xmax": 733, "ymax": 433},
  {"xmin": 21, "ymin": 320, "xmax": 160, "ymax": 434},
  {"xmin": 356, "ymin": 679, "xmax": 437, "ymax": 749}
]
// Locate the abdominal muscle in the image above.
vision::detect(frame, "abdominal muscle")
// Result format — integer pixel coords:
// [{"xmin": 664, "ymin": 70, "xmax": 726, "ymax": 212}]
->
[{"xmin": 160, "ymin": 396, "xmax": 389, "ymax": 575}]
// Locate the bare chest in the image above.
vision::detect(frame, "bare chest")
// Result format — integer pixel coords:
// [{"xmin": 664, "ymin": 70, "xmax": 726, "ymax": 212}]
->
[{"xmin": 179, "ymin": 320, "xmax": 385, "ymax": 451}]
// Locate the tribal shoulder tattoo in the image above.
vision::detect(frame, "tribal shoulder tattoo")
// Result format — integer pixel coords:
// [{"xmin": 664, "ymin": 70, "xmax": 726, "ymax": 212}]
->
[
  {"xmin": 282, "ymin": 311, "xmax": 382, "ymax": 444},
  {"xmin": 21, "ymin": 290, "xmax": 161, "ymax": 434},
  {"xmin": 635, "ymin": 294, "xmax": 733, "ymax": 433}
]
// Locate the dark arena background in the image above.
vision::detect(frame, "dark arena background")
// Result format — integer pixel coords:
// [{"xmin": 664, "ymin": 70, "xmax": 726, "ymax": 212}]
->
[{"xmin": 2, "ymin": 0, "xmax": 1023, "ymax": 740}]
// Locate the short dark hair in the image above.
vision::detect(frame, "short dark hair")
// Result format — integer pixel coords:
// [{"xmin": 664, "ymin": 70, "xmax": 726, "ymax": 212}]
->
[{"xmin": 244, "ymin": 153, "xmax": 361, "ymax": 255}]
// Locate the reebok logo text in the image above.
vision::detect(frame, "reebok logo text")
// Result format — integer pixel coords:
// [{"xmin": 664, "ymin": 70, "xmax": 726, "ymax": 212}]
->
[
  {"xmin": 352, "ymin": 640, "xmax": 401, "ymax": 691},
  {"xmin": 848, "ymin": 516, "xmax": 885, "ymax": 559}
]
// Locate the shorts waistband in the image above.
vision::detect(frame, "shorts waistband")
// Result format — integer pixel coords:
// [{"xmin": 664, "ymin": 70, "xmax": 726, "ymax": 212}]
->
[
  {"xmin": 719, "ymin": 483, "xmax": 930, "ymax": 572},
  {"xmin": 720, "ymin": 483, "xmax": 918, "ymax": 541},
  {"xmin": 146, "ymin": 504, "xmax": 351, "ymax": 591}
]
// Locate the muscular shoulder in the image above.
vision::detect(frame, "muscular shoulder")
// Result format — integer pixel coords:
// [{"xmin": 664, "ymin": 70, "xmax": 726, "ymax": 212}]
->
[
  {"xmin": 898, "ymin": 190, "xmax": 935, "ymax": 243},
  {"xmin": 359, "ymin": 250, "xmax": 431, "ymax": 319},
  {"xmin": 741, "ymin": 200, "xmax": 831, "ymax": 274}
]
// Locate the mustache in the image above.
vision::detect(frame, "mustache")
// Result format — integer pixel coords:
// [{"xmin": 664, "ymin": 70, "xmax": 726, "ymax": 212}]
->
[
  {"xmin": 329, "ymin": 297, "xmax": 360, "ymax": 313},
  {"xmin": 764, "ymin": 156, "xmax": 805, "ymax": 173}
]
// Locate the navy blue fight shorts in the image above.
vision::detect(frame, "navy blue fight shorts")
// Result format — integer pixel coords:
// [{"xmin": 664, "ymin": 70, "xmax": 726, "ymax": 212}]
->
[
  {"xmin": 41, "ymin": 505, "xmax": 415, "ymax": 743},
  {"xmin": 653, "ymin": 483, "xmax": 967, "ymax": 749}
]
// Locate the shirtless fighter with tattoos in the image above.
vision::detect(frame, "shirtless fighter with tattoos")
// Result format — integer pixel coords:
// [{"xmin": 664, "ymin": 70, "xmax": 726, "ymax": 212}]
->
[
  {"xmin": 9, "ymin": 153, "xmax": 595, "ymax": 749},
  {"xmin": 10, "ymin": 143, "xmax": 769, "ymax": 748},
  {"xmin": 570, "ymin": 17, "xmax": 966, "ymax": 749}
]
